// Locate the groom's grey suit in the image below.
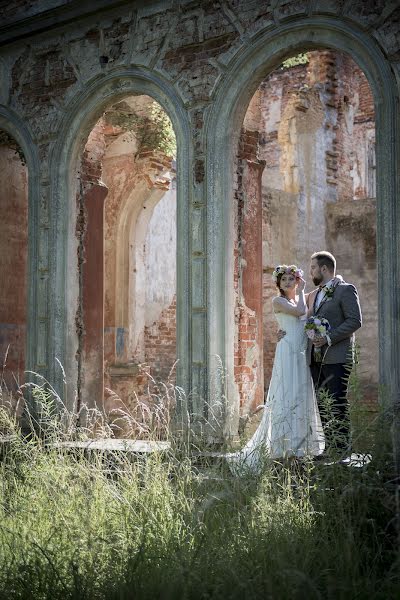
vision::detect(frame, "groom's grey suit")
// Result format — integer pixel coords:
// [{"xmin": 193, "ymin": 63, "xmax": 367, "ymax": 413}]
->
[
  {"xmin": 307, "ymin": 279, "xmax": 362, "ymax": 453},
  {"xmin": 306, "ymin": 280, "xmax": 362, "ymax": 365}
]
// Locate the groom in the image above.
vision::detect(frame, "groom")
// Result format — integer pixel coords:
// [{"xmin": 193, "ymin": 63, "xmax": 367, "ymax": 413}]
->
[{"xmin": 306, "ymin": 251, "xmax": 362, "ymax": 454}]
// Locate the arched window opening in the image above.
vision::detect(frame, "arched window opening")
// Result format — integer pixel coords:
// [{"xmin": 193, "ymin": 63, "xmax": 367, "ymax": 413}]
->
[
  {"xmin": 234, "ymin": 49, "xmax": 377, "ymax": 446},
  {"xmin": 76, "ymin": 96, "xmax": 177, "ymax": 437}
]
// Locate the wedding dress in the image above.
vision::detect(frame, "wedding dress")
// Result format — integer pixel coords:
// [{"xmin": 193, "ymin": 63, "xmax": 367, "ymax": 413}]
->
[{"xmin": 227, "ymin": 312, "xmax": 325, "ymax": 473}]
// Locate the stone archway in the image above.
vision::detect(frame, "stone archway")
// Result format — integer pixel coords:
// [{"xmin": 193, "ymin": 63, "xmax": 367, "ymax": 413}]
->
[
  {"xmin": 206, "ymin": 19, "xmax": 400, "ymax": 454},
  {"xmin": 235, "ymin": 49, "xmax": 379, "ymax": 440},
  {"xmin": 48, "ymin": 68, "xmax": 191, "ymax": 416}
]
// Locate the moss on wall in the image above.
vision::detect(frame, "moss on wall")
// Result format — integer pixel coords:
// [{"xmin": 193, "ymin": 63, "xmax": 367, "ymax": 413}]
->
[{"xmin": 104, "ymin": 103, "xmax": 176, "ymax": 157}]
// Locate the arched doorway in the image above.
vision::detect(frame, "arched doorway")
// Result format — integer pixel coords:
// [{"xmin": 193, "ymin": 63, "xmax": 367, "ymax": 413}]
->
[
  {"xmin": 232, "ymin": 48, "xmax": 378, "ymax": 446},
  {"xmin": 206, "ymin": 21, "xmax": 400, "ymax": 450},
  {"xmin": 49, "ymin": 70, "xmax": 191, "ymax": 435},
  {"xmin": 76, "ymin": 95, "xmax": 177, "ymax": 436}
]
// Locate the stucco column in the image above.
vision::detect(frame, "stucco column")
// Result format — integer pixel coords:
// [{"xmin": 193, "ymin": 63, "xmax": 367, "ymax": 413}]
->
[
  {"xmin": 81, "ymin": 183, "xmax": 108, "ymax": 410},
  {"xmin": 241, "ymin": 159, "xmax": 265, "ymax": 412}
]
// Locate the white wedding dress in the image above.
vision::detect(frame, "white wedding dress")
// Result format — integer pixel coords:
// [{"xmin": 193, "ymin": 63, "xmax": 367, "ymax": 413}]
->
[{"xmin": 227, "ymin": 312, "xmax": 325, "ymax": 473}]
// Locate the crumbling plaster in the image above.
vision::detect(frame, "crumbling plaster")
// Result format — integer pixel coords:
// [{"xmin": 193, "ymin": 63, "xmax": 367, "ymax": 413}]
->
[
  {"xmin": 0, "ymin": 1, "xmax": 399, "ymax": 447},
  {"xmin": 0, "ymin": 145, "xmax": 28, "ymax": 386}
]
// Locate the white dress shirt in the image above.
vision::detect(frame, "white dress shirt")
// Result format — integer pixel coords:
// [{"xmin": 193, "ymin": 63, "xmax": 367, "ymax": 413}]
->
[{"xmin": 315, "ymin": 278, "xmax": 335, "ymax": 310}]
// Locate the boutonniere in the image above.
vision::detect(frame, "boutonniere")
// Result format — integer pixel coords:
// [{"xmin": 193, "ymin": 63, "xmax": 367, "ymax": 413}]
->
[
  {"xmin": 321, "ymin": 277, "xmax": 342, "ymax": 300},
  {"xmin": 322, "ymin": 285, "xmax": 335, "ymax": 299},
  {"xmin": 318, "ymin": 276, "xmax": 342, "ymax": 302}
]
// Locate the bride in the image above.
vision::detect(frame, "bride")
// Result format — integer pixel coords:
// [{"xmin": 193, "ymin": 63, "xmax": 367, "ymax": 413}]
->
[{"xmin": 227, "ymin": 265, "xmax": 325, "ymax": 472}]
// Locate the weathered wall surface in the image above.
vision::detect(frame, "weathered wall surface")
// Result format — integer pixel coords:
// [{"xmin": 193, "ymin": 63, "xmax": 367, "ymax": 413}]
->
[
  {"xmin": 0, "ymin": 0, "xmax": 398, "ymax": 436},
  {"xmin": 0, "ymin": 145, "xmax": 28, "ymax": 388},
  {"xmin": 233, "ymin": 92, "xmax": 266, "ymax": 413},
  {"xmin": 143, "ymin": 184, "xmax": 177, "ymax": 380},
  {"xmin": 0, "ymin": 0, "xmax": 70, "ymax": 27},
  {"xmin": 256, "ymin": 51, "xmax": 377, "ymax": 409},
  {"xmin": 78, "ymin": 118, "xmax": 108, "ymax": 409},
  {"xmin": 77, "ymin": 97, "xmax": 177, "ymax": 421}
]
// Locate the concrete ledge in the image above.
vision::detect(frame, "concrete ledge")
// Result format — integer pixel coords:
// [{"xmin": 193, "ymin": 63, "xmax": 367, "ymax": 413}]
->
[{"xmin": 52, "ymin": 439, "xmax": 170, "ymax": 453}]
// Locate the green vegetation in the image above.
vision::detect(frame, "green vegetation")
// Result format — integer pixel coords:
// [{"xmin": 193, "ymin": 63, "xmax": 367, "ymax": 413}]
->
[
  {"xmin": 104, "ymin": 102, "xmax": 176, "ymax": 157},
  {"xmin": 281, "ymin": 53, "xmax": 309, "ymax": 69},
  {"xmin": 0, "ymin": 379, "xmax": 398, "ymax": 599}
]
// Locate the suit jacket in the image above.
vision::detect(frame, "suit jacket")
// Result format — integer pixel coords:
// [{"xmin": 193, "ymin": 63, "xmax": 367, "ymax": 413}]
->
[{"xmin": 306, "ymin": 280, "xmax": 362, "ymax": 365}]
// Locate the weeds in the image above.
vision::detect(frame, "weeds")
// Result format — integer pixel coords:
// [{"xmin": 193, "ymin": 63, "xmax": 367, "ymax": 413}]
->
[{"xmin": 0, "ymin": 371, "xmax": 398, "ymax": 599}]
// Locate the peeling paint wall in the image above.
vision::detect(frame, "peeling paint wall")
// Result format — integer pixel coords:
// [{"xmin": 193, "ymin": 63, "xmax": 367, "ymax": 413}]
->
[
  {"xmin": 0, "ymin": 144, "xmax": 28, "ymax": 389},
  {"xmin": 75, "ymin": 96, "xmax": 177, "ymax": 425}
]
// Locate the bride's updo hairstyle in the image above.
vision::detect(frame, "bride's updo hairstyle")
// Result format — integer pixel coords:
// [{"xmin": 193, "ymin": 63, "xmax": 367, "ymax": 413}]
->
[{"xmin": 272, "ymin": 265, "xmax": 304, "ymax": 298}]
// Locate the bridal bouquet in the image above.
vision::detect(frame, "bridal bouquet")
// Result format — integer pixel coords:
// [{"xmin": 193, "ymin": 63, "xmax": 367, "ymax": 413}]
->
[{"xmin": 305, "ymin": 316, "xmax": 331, "ymax": 362}]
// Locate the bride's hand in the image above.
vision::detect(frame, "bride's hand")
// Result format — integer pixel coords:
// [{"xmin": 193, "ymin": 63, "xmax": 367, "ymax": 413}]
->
[
  {"xmin": 313, "ymin": 335, "xmax": 326, "ymax": 348},
  {"xmin": 277, "ymin": 329, "xmax": 286, "ymax": 341},
  {"xmin": 297, "ymin": 276, "xmax": 306, "ymax": 292}
]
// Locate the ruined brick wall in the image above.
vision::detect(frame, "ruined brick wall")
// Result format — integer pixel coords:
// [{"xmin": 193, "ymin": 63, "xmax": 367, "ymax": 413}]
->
[
  {"xmin": 78, "ymin": 98, "xmax": 177, "ymax": 419},
  {"xmin": 78, "ymin": 118, "xmax": 108, "ymax": 409},
  {"xmin": 142, "ymin": 182, "xmax": 177, "ymax": 384},
  {"xmin": 1, "ymin": 0, "xmax": 395, "ymax": 432},
  {"xmin": 144, "ymin": 297, "xmax": 177, "ymax": 384},
  {"xmin": 351, "ymin": 66, "xmax": 375, "ymax": 200},
  {"xmin": 326, "ymin": 200, "xmax": 378, "ymax": 411},
  {"xmin": 0, "ymin": 144, "xmax": 28, "ymax": 389},
  {"xmin": 80, "ymin": 118, "xmax": 107, "ymax": 191},
  {"xmin": 258, "ymin": 50, "xmax": 377, "ymax": 409},
  {"xmin": 233, "ymin": 95, "xmax": 265, "ymax": 412}
]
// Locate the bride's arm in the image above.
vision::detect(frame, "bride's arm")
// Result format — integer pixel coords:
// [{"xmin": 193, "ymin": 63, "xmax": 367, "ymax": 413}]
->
[
  {"xmin": 273, "ymin": 279, "xmax": 307, "ymax": 317},
  {"xmin": 273, "ymin": 296, "xmax": 306, "ymax": 317}
]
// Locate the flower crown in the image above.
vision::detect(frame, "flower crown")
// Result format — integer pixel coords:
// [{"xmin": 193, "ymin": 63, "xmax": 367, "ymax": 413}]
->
[{"xmin": 272, "ymin": 264, "xmax": 304, "ymax": 283}]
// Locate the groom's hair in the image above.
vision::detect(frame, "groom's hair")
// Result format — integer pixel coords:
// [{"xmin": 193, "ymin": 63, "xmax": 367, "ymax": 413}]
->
[{"xmin": 311, "ymin": 251, "xmax": 336, "ymax": 273}]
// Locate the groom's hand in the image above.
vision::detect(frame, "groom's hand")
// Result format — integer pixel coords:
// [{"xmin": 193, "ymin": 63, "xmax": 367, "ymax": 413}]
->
[
  {"xmin": 277, "ymin": 329, "xmax": 286, "ymax": 341},
  {"xmin": 313, "ymin": 335, "xmax": 327, "ymax": 348}
]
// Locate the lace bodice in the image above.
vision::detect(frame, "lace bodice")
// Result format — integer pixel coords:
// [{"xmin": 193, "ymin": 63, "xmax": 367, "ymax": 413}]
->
[{"xmin": 274, "ymin": 312, "xmax": 307, "ymax": 351}]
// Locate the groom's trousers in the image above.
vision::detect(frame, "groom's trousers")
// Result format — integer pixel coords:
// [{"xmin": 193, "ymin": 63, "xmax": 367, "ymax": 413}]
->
[{"xmin": 310, "ymin": 360, "xmax": 351, "ymax": 453}]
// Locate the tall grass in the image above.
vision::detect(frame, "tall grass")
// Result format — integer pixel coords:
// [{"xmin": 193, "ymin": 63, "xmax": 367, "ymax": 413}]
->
[{"xmin": 0, "ymin": 381, "xmax": 398, "ymax": 599}]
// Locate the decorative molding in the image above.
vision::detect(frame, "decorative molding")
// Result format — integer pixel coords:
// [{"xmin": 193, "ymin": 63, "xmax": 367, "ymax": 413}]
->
[{"xmin": 0, "ymin": 0, "xmax": 139, "ymax": 47}]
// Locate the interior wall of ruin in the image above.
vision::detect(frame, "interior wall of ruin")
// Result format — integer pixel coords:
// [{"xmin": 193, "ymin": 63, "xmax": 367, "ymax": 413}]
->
[
  {"xmin": 77, "ymin": 97, "xmax": 176, "ymax": 420},
  {"xmin": 0, "ymin": 143, "xmax": 28, "ymax": 390},
  {"xmin": 143, "ymin": 183, "xmax": 177, "ymax": 383},
  {"xmin": 231, "ymin": 90, "xmax": 265, "ymax": 415}
]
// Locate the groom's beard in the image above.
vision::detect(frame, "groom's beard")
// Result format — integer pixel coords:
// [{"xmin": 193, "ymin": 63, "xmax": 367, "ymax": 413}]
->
[{"xmin": 312, "ymin": 275, "xmax": 323, "ymax": 286}]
